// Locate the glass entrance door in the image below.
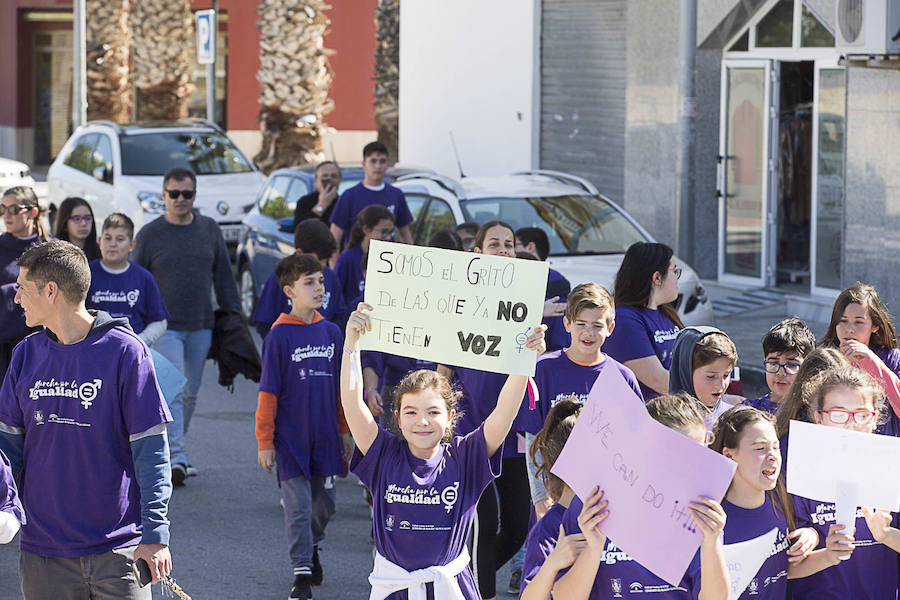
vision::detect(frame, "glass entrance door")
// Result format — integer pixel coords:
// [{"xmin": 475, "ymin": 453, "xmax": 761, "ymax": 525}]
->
[{"xmin": 717, "ymin": 59, "xmax": 778, "ymax": 287}]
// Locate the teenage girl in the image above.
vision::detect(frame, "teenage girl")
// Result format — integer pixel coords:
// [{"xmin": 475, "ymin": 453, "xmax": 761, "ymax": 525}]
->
[
  {"xmin": 790, "ymin": 366, "xmax": 900, "ymax": 599},
  {"xmin": 821, "ymin": 283, "xmax": 900, "ymax": 417},
  {"xmin": 709, "ymin": 406, "xmax": 846, "ymax": 599},
  {"xmin": 53, "ymin": 197, "xmax": 100, "ymax": 261},
  {"xmin": 552, "ymin": 391, "xmax": 730, "ymax": 599},
  {"xmin": 520, "ymin": 399, "xmax": 587, "ymax": 600},
  {"xmin": 342, "ymin": 303, "xmax": 545, "ymax": 599},
  {"xmin": 437, "ymin": 220, "xmax": 530, "ymax": 600},
  {"xmin": 334, "ymin": 204, "xmax": 394, "ymax": 303}
]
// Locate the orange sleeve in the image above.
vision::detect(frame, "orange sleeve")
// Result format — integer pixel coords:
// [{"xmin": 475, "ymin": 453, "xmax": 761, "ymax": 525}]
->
[
  {"xmin": 255, "ymin": 391, "xmax": 278, "ymax": 451},
  {"xmin": 337, "ymin": 395, "xmax": 350, "ymax": 434}
]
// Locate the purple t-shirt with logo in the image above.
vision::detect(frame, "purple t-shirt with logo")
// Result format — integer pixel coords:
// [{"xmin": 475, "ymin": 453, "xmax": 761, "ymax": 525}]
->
[
  {"xmin": 742, "ymin": 393, "xmax": 779, "ymax": 416},
  {"xmin": 0, "ymin": 449, "xmax": 24, "ymax": 526},
  {"xmin": 87, "ymin": 260, "xmax": 169, "ymax": 334},
  {"xmin": 252, "ymin": 266, "xmax": 343, "ymax": 325},
  {"xmin": 334, "ymin": 245, "xmax": 366, "ymax": 305},
  {"xmin": 559, "ymin": 496, "xmax": 700, "ymax": 599},
  {"xmin": 603, "ymin": 307, "xmax": 680, "ymax": 400},
  {"xmin": 521, "ymin": 503, "xmax": 565, "ymax": 590},
  {"xmin": 0, "ymin": 325, "xmax": 171, "ymax": 558},
  {"xmin": 455, "ymin": 367, "xmax": 525, "ymax": 459},
  {"xmin": 792, "ymin": 496, "xmax": 899, "ymax": 599},
  {"xmin": 259, "ymin": 318, "xmax": 344, "ymax": 481},
  {"xmin": 522, "ymin": 351, "xmax": 642, "ymax": 435},
  {"xmin": 330, "ymin": 182, "xmax": 413, "ymax": 234},
  {"xmin": 720, "ymin": 498, "xmax": 789, "ymax": 600},
  {"xmin": 351, "ymin": 424, "xmax": 502, "ymax": 600}
]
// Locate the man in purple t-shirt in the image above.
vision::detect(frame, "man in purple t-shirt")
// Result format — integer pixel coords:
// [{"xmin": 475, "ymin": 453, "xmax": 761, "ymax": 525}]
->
[
  {"xmin": 329, "ymin": 141, "xmax": 413, "ymax": 248},
  {"xmin": 0, "ymin": 241, "xmax": 173, "ymax": 599}
]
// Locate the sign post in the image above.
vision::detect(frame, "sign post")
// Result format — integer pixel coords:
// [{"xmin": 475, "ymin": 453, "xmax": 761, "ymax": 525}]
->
[{"xmin": 195, "ymin": 9, "xmax": 216, "ymax": 122}]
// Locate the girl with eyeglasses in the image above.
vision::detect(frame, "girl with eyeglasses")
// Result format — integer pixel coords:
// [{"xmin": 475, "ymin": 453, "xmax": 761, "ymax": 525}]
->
[
  {"xmin": 821, "ymin": 283, "xmax": 900, "ymax": 420},
  {"xmin": 604, "ymin": 242, "xmax": 684, "ymax": 400},
  {"xmin": 53, "ymin": 197, "xmax": 100, "ymax": 261},
  {"xmin": 0, "ymin": 186, "xmax": 50, "ymax": 381},
  {"xmin": 790, "ymin": 367, "xmax": 900, "ymax": 599}
]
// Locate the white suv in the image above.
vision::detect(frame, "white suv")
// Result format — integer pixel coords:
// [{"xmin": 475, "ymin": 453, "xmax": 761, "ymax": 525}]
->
[
  {"xmin": 47, "ymin": 120, "xmax": 265, "ymax": 249},
  {"xmin": 394, "ymin": 170, "xmax": 715, "ymax": 326}
]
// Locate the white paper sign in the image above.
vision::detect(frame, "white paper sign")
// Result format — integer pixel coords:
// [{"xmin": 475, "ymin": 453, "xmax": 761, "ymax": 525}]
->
[
  {"xmin": 723, "ymin": 528, "xmax": 779, "ymax": 600},
  {"xmin": 786, "ymin": 420, "xmax": 900, "ymax": 512},
  {"xmin": 360, "ymin": 240, "xmax": 548, "ymax": 376}
]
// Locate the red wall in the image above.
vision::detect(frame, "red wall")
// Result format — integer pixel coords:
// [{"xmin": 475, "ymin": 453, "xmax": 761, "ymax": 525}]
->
[{"xmin": 1, "ymin": 0, "xmax": 376, "ymax": 132}]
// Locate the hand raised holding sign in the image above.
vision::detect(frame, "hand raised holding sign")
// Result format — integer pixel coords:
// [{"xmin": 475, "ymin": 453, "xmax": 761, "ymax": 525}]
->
[{"xmin": 345, "ymin": 302, "xmax": 374, "ymax": 352}]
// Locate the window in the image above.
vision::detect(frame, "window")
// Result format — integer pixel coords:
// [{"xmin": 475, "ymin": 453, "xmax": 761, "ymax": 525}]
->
[
  {"xmin": 119, "ymin": 131, "xmax": 253, "ymax": 176},
  {"xmin": 282, "ymin": 177, "xmax": 310, "ymax": 214},
  {"xmin": 259, "ymin": 176, "xmax": 292, "ymax": 219},
  {"xmin": 756, "ymin": 0, "xmax": 794, "ymax": 47},
  {"xmin": 63, "ymin": 134, "xmax": 98, "ymax": 174},
  {"xmin": 90, "ymin": 135, "xmax": 114, "ymax": 181},
  {"xmin": 415, "ymin": 199, "xmax": 455, "ymax": 245},
  {"xmin": 405, "ymin": 194, "xmax": 427, "ymax": 224},
  {"xmin": 801, "ymin": 4, "xmax": 834, "ymax": 47}
]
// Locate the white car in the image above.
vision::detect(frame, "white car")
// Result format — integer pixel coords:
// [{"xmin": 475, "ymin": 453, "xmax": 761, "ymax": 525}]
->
[
  {"xmin": 394, "ymin": 170, "xmax": 715, "ymax": 326},
  {"xmin": 0, "ymin": 157, "xmax": 36, "ymax": 193},
  {"xmin": 47, "ymin": 120, "xmax": 265, "ymax": 249}
]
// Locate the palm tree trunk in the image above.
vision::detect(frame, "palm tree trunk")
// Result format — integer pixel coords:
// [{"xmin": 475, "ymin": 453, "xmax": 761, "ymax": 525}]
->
[
  {"xmin": 132, "ymin": 0, "xmax": 195, "ymax": 120},
  {"xmin": 254, "ymin": 0, "xmax": 334, "ymax": 174},
  {"xmin": 86, "ymin": 0, "xmax": 132, "ymax": 122},
  {"xmin": 374, "ymin": 0, "xmax": 399, "ymax": 161}
]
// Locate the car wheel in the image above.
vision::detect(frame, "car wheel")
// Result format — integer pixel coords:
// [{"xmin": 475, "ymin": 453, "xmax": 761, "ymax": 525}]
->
[{"xmin": 239, "ymin": 263, "xmax": 256, "ymax": 321}]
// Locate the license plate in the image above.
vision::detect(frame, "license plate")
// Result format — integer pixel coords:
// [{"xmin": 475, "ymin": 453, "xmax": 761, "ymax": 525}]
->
[{"xmin": 221, "ymin": 225, "xmax": 242, "ymax": 242}]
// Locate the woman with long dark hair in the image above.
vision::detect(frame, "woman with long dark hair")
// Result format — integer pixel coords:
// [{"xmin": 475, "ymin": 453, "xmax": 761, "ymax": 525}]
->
[
  {"xmin": 54, "ymin": 197, "xmax": 100, "ymax": 261},
  {"xmin": 603, "ymin": 241, "xmax": 684, "ymax": 399}
]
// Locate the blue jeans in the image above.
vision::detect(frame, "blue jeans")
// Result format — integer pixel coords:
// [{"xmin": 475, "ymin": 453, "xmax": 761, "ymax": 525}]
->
[
  {"xmin": 281, "ymin": 475, "xmax": 336, "ymax": 574},
  {"xmin": 153, "ymin": 329, "xmax": 212, "ymax": 439},
  {"xmin": 149, "ymin": 349, "xmax": 188, "ymax": 466}
]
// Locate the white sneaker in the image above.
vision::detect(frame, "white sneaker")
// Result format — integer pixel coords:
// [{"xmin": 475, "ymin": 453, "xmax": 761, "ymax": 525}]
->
[{"xmin": 186, "ymin": 464, "xmax": 199, "ymax": 477}]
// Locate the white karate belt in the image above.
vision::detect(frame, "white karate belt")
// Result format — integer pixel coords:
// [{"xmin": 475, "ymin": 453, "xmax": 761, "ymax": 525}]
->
[{"xmin": 368, "ymin": 547, "xmax": 470, "ymax": 600}]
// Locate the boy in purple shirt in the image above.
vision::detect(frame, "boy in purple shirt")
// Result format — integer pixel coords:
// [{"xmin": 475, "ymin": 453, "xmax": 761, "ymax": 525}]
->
[
  {"xmin": 252, "ymin": 218, "xmax": 344, "ymax": 336},
  {"xmin": 329, "ymin": 141, "xmax": 413, "ymax": 248},
  {"xmin": 0, "ymin": 240, "xmax": 173, "ymax": 598},
  {"xmin": 255, "ymin": 253, "xmax": 353, "ymax": 600},
  {"xmin": 0, "ymin": 448, "xmax": 24, "ymax": 544},
  {"xmin": 743, "ymin": 317, "xmax": 815, "ymax": 415}
]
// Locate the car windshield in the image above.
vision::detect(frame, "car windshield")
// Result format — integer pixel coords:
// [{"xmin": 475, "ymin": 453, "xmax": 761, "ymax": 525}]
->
[
  {"xmin": 460, "ymin": 195, "xmax": 647, "ymax": 255},
  {"xmin": 119, "ymin": 131, "xmax": 253, "ymax": 175}
]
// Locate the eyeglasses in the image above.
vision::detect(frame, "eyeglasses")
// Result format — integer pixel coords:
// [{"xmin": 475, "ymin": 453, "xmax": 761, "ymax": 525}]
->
[
  {"xmin": 817, "ymin": 409, "xmax": 876, "ymax": 425},
  {"xmin": 0, "ymin": 204, "xmax": 31, "ymax": 216},
  {"xmin": 68, "ymin": 214, "xmax": 93, "ymax": 224},
  {"xmin": 764, "ymin": 361, "xmax": 801, "ymax": 375},
  {"xmin": 669, "ymin": 266, "xmax": 682, "ymax": 280},
  {"xmin": 165, "ymin": 189, "xmax": 195, "ymax": 200}
]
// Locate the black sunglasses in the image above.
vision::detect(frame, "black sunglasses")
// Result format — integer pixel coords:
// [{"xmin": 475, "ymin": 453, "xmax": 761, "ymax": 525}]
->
[
  {"xmin": 0, "ymin": 204, "xmax": 32, "ymax": 216},
  {"xmin": 165, "ymin": 189, "xmax": 195, "ymax": 199}
]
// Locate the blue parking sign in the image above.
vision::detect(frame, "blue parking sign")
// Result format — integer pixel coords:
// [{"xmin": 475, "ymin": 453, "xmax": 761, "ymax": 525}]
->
[{"xmin": 196, "ymin": 10, "xmax": 215, "ymax": 64}]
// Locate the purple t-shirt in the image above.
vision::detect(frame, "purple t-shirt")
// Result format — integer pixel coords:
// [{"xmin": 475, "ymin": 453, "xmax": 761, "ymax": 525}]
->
[
  {"xmin": 86, "ymin": 260, "xmax": 169, "ymax": 334},
  {"xmin": 742, "ymin": 393, "xmax": 779, "ymax": 416},
  {"xmin": 0, "ymin": 323, "xmax": 171, "ymax": 557},
  {"xmin": 330, "ymin": 182, "xmax": 413, "ymax": 234},
  {"xmin": 603, "ymin": 306, "xmax": 680, "ymax": 400},
  {"xmin": 454, "ymin": 367, "xmax": 525, "ymax": 459},
  {"xmin": 252, "ymin": 266, "xmax": 343, "ymax": 325},
  {"xmin": 334, "ymin": 245, "xmax": 366, "ymax": 305},
  {"xmin": 720, "ymin": 498, "xmax": 789, "ymax": 600},
  {"xmin": 521, "ymin": 503, "xmax": 565, "ymax": 590},
  {"xmin": 522, "ymin": 351, "xmax": 643, "ymax": 435},
  {"xmin": 559, "ymin": 496, "xmax": 700, "ymax": 599},
  {"xmin": 259, "ymin": 318, "xmax": 344, "ymax": 481},
  {"xmin": 351, "ymin": 424, "xmax": 502, "ymax": 600},
  {"xmin": 0, "ymin": 449, "xmax": 24, "ymax": 526},
  {"xmin": 792, "ymin": 496, "xmax": 899, "ymax": 599}
]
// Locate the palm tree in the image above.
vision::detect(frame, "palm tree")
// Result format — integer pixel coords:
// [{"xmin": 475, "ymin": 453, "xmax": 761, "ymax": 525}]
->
[
  {"xmin": 86, "ymin": 0, "xmax": 132, "ymax": 122},
  {"xmin": 254, "ymin": 0, "xmax": 334, "ymax": 173},
  {"xmin": 132, "ymin": 0, "xmax": 195, "ymax": 120},
  {"xmin": 374, "ymin": 0, "xmax": 399, "ymax": 161}
]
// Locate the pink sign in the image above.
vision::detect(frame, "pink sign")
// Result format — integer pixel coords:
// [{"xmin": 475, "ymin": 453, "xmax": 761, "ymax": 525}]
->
[{"xmin": 551, "ymin": 367, "xmax": 737, "ymax": 586}]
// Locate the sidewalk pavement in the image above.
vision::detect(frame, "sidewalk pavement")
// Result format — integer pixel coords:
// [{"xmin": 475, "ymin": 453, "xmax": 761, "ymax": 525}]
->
[{"xmin": 703, "ymin": 281, "xmax": 829, "ymax": 399}]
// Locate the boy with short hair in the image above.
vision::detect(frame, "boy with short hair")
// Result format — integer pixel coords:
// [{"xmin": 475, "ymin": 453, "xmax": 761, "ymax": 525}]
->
[
  {"xmin": 329, "ymin": 141, "xmax": 413, "ymax": 248},
  {"xmin": 255, "ymin": 253, "xmax": 353, "ymax": 600},
  {"xmin": 522, "ymin": 283, "xmax": 643, "ymax": 517},
  {"xmin": 455, "ymin": 221, "xmax": 479, "ymax": 252},
  {"xmin": 744, "ymin": 317, "xmax": 815, "ymax": 415},
  {"xmin": 87, "ymin": 213, "xmax": 190, "ymax": 485},
  {"xmin": 253, "ymin": 218, "xmax": 344, "ymax": 337}
]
